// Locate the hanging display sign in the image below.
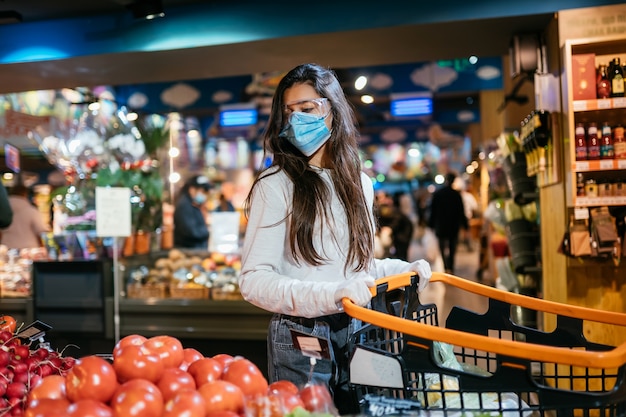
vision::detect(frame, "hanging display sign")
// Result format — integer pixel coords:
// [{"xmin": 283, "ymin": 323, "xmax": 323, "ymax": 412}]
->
[
  {"xmin": 559, "ymin": 4, "xmax": 626, "ymax": 43},
  {"xmin": 95, "ymin": 187, "xmax": 132, "ymax": 237}
]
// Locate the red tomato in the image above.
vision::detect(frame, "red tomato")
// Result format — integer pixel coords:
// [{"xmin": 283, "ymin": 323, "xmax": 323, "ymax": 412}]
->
[
  {"xmin": 245, "ymin": 393, "xmax": 287, "ymax": 417},
  {"xmin": 25, "ymin": 398, "xmax": 71, "ymax": 417},
  {"xmin": 110, "ymin": 379, "xmax": 164, "ymax": 417},
  {"xmin": 143, "ymin": 335, "xmax": 184, "ymax": 369},
  {"xmin": 163, "ymin": 390, "xmax": 205, "ymax": 417},
  {"xmin": 27, "ymin": 375, "xmax": 67, "ymax": 405},
  {"xmin": 211, "ymin": 353, "xmax": 234, "ymax": 371},
  {"xmin": 113, "ymin": 334, "xmax": 148, "ymax": 357},
  {"xmin": 197, "ymin": 380, "xmax": 244, "ymax": 414},
  {"xmin": 0, "ymin": 315, "xmax": 17, "ymax": 333},
  {"xmin": 222, "ymin": 357, "xmax": 268, "ymax": 398},
  {"xmin": 206, "ymin": 412, "xmax": 240, "ymax": 417},
  {"xmin": 113, "ymin": 345, "xmax": 164, "ymax": 383},
  {"xmin": 179, "ymin": 348, "xmax": 204, "ymax": 371},
  {"xmin": 205, "ymin": 412, "xmax": 240, "ymax": 417},
  {"xmin": 156, "ymin": 367, "xmax": 196, "ymax": 402},
  {"xmin": 67, "ymin": 399, "xmax": 114, "ymax": 417},
  {"xmin": 187, "ymin": 357, "xmax": 223, "ymax": 387},
  {"xmin": 299, "ymin": 383, "xmax": 335, "ymax": 413},
  {"xmin": 268, "ymin": 380, "xmax": 299, "ymax": 396},
  {"xmin": 272, "ymin": 390, "xmax": 305, "ymax": 413},
  {"xmin": 65, "ymin": 356, "xmax": 118, "ymax": 404}
]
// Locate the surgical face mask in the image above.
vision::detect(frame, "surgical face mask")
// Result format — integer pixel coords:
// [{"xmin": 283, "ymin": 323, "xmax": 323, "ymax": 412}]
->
[
  {"xmin": 193, "ymin": 192, "xmax": 207, "ymax": 205},
  {"xmin": 279, "ymin": 98, "xmax": 332, "ymax": 156}
]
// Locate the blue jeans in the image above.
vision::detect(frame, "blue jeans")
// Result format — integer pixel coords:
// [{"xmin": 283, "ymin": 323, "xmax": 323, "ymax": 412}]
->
[{"xmin": 267, "ymin": 313, "xmax": 360, "ymax": 415}]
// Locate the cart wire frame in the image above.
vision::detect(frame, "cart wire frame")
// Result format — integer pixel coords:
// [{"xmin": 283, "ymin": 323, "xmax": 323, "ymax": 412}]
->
[{"xmin": 344, "ymin": 272, "xmax": 626, "ymax": 416}]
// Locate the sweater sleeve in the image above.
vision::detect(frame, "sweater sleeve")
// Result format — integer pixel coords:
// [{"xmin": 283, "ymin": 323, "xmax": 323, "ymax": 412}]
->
[{"xmin": 239, "ymin": 176, "xmax": 339, "ymax": 318}]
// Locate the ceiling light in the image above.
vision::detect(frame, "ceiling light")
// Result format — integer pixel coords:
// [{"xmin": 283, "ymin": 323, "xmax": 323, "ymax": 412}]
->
[
  {"xmin": 354, "ymin": 76, "xmax": 368, "ymax": 90},
  {"xmin": 128, "ymin": 0, "xmax": 165, "ymax": 20},
  {"xmin": 361, "ymin": 95, "xmax": 374, "ymax": 104},
  {"xmin": 0, "ymin": 10, "xmax": 22, "ymax": 25}
]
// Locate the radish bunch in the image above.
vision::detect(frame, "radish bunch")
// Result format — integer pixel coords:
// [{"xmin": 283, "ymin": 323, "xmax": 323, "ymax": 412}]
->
[{"xmin": 0, "ymin": 329, "xmax": 76, "ymax": 416}]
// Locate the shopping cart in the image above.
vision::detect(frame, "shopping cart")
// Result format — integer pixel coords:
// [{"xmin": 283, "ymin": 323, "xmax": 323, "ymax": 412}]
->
[{"xmin": 343, "ymin": 272, "xmax": 626, "ymax": 416}]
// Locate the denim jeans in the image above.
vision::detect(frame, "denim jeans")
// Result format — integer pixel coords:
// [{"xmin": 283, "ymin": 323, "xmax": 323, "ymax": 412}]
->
[{"xmin": 267, "ymin": 313, "xmax": 361, "ymax": 415}]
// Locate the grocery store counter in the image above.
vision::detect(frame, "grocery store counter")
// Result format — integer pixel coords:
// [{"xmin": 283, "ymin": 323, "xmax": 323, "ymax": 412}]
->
[
  {"xmin": 0, "ymin": 296, "xmax": 272, "ymax": 341},
  {"xmin": 112, "ymin": 298, "xmax": 272, "ymax": 340}
]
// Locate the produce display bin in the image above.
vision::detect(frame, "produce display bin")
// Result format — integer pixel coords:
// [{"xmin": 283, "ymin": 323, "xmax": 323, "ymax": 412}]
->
[{"xmin": 343, "ymin": 272, "xmax": 626, "ymax": 416}]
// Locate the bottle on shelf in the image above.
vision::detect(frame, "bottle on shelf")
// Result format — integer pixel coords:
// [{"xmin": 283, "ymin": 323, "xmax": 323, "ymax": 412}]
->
[
  {"xmin": 600, "ymin": 122, "xmax": 614, "ymax": 160},
  {"xmin": 586, "ymin": 122, "xmax": 601, "ymax": 160},
  {"xmin": 576, "ymin": 173, "xmax": 585, "ymax": 196},
  {"xmin": 610, "ymin": 57, "xmax": 625, "ymax": 98},
  {"xmin": 614, "ymin": 124, "xmax": 626, "ymax": 159},
  {"xmin": 597, "ymin": 64, "xmax": 611, "ymax": 99},
  {"xmin": 575, "ymin": 122, "xmax": 588, "ymax": 160}
]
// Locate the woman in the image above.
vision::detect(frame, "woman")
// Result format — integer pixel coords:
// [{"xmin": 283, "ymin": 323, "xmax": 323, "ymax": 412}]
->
[
  {"xmin": 239, "ymin": 63, "xmax": 432, "ymax": 414},
  {"xmin": 173, "ymin": 174, "xmax": 211, "ymax": 249}
]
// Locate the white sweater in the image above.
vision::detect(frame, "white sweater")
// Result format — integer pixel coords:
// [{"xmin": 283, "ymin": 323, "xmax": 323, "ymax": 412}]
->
[{"xmin": 239, "ymin": 167, "xmax": 415, "ymax": 318}]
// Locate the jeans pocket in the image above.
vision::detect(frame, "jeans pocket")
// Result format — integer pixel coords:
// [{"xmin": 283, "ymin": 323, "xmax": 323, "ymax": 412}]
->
[{"xmin": 268, "ymin": 315, "xmax": 333, "ymax": 385}]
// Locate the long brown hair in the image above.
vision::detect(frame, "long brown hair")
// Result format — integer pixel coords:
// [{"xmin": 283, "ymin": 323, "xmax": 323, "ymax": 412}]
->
[{"xmin": 244, "ymin": 63, "xmax": 375, "ymax": 272}]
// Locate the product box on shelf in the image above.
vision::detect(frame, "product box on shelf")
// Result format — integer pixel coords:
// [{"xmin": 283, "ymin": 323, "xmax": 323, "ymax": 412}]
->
[
  {"xmin": 572, "ymin": 53, "xmax": 597, "ymax": 101},
  {"xmin": 123, "ymin": 248, "xmax": 241, "ymax": 300}
]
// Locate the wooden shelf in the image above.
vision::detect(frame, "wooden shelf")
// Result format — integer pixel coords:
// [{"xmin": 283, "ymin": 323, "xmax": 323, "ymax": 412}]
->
[
  {"xmin": 574, "ymin": 195, "xmax": 626, "ymax": 206},
  {"xmin": 572, "ymin": 159, "xmax": 626, "ymax": 171},
  {"xmin": 573, "ymin": 97, "xmax": 626, "ymax": 112}
]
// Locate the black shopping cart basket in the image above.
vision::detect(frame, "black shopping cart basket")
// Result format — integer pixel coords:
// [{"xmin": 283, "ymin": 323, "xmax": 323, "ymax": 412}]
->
[{"xmin": 343, "ymin": 272, "xmax": 626, "ymax": 417}]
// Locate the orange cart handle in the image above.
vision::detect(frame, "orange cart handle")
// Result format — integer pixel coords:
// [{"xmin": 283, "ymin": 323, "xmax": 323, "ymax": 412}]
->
[
  {"xmin": 370, "ymin": 271, "xmax": 626, "ymax": 326},
  {"xmin": 343, "ymin": 272, "xmax": 626, "ymax": 369}
]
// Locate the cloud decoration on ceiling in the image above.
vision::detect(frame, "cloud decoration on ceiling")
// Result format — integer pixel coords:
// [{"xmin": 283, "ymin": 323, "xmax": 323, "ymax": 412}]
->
[
  {"xmin": 369, "ymin": 73, "xmax": 394, "ymax": 90},
  {"xmin": 380, "ymin": 127, "xmax": 408, "ymax": 143},
  {"xmin": 212, "ymin": 90, "xmax": 233, "ymax": 103},
  {"xmin": 476, "ymin": 65, "xmax": 501, "ymax": 80},
  {"xmin": 128, "ymin": 92, "xmax": 148, "ymax": 109},
  {"xmin": 161, "ymin": 82, "xmax": 200, "ymax": 109},
  {"xmin": 410, "ymin": 62, "xmax": 457, "ymax": 91}
]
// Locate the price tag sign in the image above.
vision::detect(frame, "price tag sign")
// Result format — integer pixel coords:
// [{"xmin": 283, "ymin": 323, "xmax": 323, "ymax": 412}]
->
[
  {"xmin": 597, "ymin": 99, "xmax": 612, "ymax": 109},
  {"xmin": 574, "ymin": 207, "xmax": 589, "ymax": 220},
  {"xmin": 574, "ymin": 161, "xmax": 590, "ymax": 171},
  {"xmin": 360, "ymin": 394, "xmax": 422, "ymax": 417},
  {"xmin": 290, "ymin": 329, "xmax": 331, "ymax": 360},
  {"xmin": 613, "ymin": 97, "xmax": 626, "ymax": 108},
  {"xmin": 572, "ymin": 101, "xmax": 587, "ymax": 111},
  {"xmin": 618, "ymin": 159, "xmax": 626, "ymax": 169},
  {"xmin": 96, "ymin": 187, "xmax": 132, "ymax": 237},
  {"xmin": 600, "ymin": 160, "xmax": 614, "ymax": 170}
]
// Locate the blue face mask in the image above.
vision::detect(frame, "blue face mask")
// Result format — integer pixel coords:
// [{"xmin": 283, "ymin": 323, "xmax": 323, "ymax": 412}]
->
[
  {"xmin": 279, "ymin": 111, "xmax": 331, "ymax": 156},
  {"xmin": 193, "ymin": 192, "xmax": 207, "ymax": 205}
]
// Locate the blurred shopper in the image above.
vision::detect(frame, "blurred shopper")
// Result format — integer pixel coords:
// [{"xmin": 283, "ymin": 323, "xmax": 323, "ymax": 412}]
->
[
  {"xmin": 239, "ymin": 63, "xmax": 432, "ymax": 415},
  {"xmin": 428, "ymin": 172, "xmax": 468, "ymax": 273},
  {"xmin": 214, "ymin": 192, "xmax": 235, "ymax": 212},
  {"xmin": 459, "ymin": 180, "xmax": 479, "ymax": 251},
  {"xmin": 0, "ymin": 181, "xmax": 12, "ymax": 228},
  {"xmin": 1, "ymin": 184, "xmax": 49, "ymax": 249},
  {"xmin": 173, "ymin": 174, "xmax": 211, "ymax": 249},
  {"xmin": 377, "ymin": 192, "xmax": 414, "ymax": 261}
]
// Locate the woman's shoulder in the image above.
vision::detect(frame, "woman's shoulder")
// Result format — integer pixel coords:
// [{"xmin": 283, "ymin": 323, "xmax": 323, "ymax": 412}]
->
[{"xmin": 254, "ymin": 167, "xmax": 292, "ymax": 197}]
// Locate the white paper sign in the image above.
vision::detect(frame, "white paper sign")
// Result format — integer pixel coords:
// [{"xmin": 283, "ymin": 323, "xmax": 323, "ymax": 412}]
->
[
  {"xmin": 209, "ymin": 211, "xmax": 241, "ymax": 253},
  {"xmin": 95, "ymin": 187, "xmax": 132, "ymax": 237},
  {"xmin": 350, "ymin": 346, "xmax": 404, "ymax": 389}
]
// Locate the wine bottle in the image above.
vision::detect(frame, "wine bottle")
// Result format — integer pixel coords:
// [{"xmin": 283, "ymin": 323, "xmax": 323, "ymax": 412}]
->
[
  {"xmin": 575, "ymin": 123, "xmax": 588, "ymax": 160},
  {"xmin": 597, "ymin": 64, "xmax": 611, "ymax": 99},
  {"xmin": 587, "ymin": 122, "xmax": 600, "ymax": 160},
  {"xmin": 610, "ymin": 58, "xmax": 625, "ymax": 97},
  {"xmin": 600, "ymin": 122, "xmax": 614, "ymax": 159}
]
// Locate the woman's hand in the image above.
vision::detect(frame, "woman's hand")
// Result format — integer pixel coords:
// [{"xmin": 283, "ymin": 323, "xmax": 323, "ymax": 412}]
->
[
  {"xmin": 334, "ymin": 276, "xmax": 376, "ymax": 307},
  {"xmin": 409, "ymin": 259, "xmax": 432, "ymax": 292}
]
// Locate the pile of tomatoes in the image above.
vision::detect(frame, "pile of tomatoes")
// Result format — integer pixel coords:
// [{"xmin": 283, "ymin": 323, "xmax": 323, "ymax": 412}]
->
[
  {"xmin": 0, "ymin": 315, "xmax": 78, "ymax": 417},
  {"xmin": 21, "ymin": 333, "xmax": 338, "ymax": 417}
]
